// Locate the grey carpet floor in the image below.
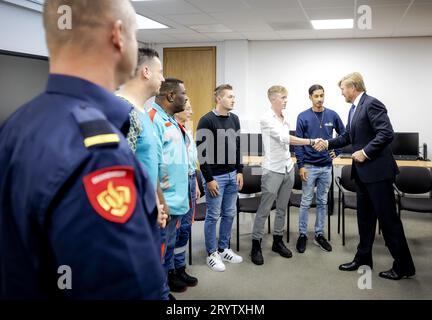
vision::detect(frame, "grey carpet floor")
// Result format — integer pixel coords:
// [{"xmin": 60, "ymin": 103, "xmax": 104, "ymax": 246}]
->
[{"xmin": 173, "ymin": 208, "xmax": 432, "ymax": 300}]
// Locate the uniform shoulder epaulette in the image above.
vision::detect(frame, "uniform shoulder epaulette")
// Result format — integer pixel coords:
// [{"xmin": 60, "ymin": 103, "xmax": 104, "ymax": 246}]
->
[{"xmin": 71, "ymin": 104, "xmax": 120, "ymax": 148}]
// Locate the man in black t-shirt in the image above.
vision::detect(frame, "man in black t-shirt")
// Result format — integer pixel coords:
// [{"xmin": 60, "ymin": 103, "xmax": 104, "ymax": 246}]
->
[{"xmin": 196, "ymin": 84, "xmax": 244, "ymax": 272}]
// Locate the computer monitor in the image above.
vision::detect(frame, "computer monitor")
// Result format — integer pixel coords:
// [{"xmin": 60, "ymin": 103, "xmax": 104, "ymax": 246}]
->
[
  {"xmin": 289, "ymin": 130, "xmax": 296, "ymax": 155},
  {"xmin": 248, "ymin": 133, "xmax": 263, "ymax": 156},
  {"xmin": 240, "ymin": 133, "xmax": 250, "ymax": 156},
  {"xmin": 0, "ymin": 51, "xmax": 49, "ymax": 125},
  {"xmin": 340, "ymin": 144, "xmax": 353, "ymax": 154},
  {"xmin": 391, "ymin": 132, "xmax": 419, "ymax": 156}
]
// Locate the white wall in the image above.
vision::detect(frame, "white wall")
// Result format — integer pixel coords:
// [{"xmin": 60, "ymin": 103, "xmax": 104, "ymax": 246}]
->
[
  {"xmin": 158, "ymin": 37, "xmax": 432, "ymax": 157},
  {"xmin": 0, "ymin": 1, "xmax": 48, "ymax": 56},
  {"xmin": 247, "ymin": 37, "xmax": 432, "ymax": 153}
]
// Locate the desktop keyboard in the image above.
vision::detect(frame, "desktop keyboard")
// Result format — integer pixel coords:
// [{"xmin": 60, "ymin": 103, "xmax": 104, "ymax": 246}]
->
[{"xmin": 393, "ymin": 155, "xmax": 419, "ymax": 161}]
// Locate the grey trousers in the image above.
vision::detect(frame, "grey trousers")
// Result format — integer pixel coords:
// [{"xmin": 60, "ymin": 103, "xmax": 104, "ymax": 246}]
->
[{"xmin": 252, "ymin": 167, "xmax": 295, "ymax": 241}]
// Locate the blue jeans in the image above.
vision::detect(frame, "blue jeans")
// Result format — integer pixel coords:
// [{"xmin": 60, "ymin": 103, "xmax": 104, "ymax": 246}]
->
[
  {"xmin": 160, "ymin": 214, "xmax": 182, "ymax": 298},
  {"xmin": 174, "ymin": 172, "xmax": 197, "ymax": 269},
  {"xmin": 203, "ymin": 170, "xmax": 238, "ymax": 254},
  {"xmin": 298, "ymin": 165, "xmax": 332, "ymax": 236},
  {"xmin": 161, "ymin": 214, "xmax": 183, "ymax": 272}
]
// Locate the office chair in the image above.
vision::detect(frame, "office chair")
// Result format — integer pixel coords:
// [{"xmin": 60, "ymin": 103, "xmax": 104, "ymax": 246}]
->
[
  {"xmin": 236, "ymin": 165, "xmax": 273, "ymax": 251},
  {"xmin": 188, "ymin": 170, "xmax": 207, "ymax": 265},
  {"xmin": 287, "ymin": 164, "xmax": 333, "ymax": 243},
  {"xmin": 394, "ymin": 166, "xmax": 432, "ymax": 216},
  {"xmin": 335, "ymin": 165, "xmax": 357, "ymax": 246}
]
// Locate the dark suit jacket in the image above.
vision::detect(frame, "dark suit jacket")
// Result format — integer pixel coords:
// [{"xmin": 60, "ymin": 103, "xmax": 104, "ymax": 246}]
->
[{"xmin": 328, "ymin": 93, "xmax": 399, "ymax": 183}]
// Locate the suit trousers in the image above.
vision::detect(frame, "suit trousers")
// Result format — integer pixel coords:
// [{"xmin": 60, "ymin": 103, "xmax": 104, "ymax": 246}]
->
[{"xmin": 354, "ymin": 177, "xmax": 415, "ymax": 274}]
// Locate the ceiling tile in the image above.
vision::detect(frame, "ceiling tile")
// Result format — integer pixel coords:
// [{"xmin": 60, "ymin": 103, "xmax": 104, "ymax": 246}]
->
[
  {"xmin": 204, "ymin": 32, "xmax": 247, "ymax": 41},
  {"xmin": 357, "ymin": 0, "xmax": 412, "ymax": 6},
  {"xmin": 133, "ymin": 0, "xmax": 201, "ymax": 15},
  {"xmin": 306, "ymin": 7, "xmax": 355, "ymax": 19},
  {"xmin": 300, "ymin": 0, "xmax": 355, "ymax": 9},
  {"xmin": 354, "ymin": 5, "xmax": 407, "ymax": 36},
  {"xmin": 268, "ymin": 21, "xmax": 312, "ymax": 31},
  {"xmin": 167, "ymin": 33, "xmax": 212, "ymax": 41},
  {"xmin": 165, "ymin": 13, "xmax": 217, "ymax": 25},
  {"xmin": 244, "ymin": 0, "xmax": 304, "ymax": 10},
  {"xmin": 189, "ymin": 24, "xmax": 233, "ymax": 32},
  {"xmin": 398, "ymin": 4, "xmax": 432, "ymax": 29},
  {"xmin": 184, "ymin": 0, "xmax": 250, "ymax": 13},
  {"xmin": 209, "ymin": 12, "xmax": 273, "ymax": 32}
]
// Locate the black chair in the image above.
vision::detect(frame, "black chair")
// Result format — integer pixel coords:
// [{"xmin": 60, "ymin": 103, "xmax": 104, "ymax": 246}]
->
[
  {"xmin": 286, "ymin": 164, "xmax": 322, "ymax": 242},
  {"xmin": 394, "ymin": 167, "xmax": 432, "ymax": 216},
  {"xmin": 236, "ymin": 165, "xmax": 272, "ymax": 251},
  {"xmin": 335, "ymin": 165, "xmax": 357, "ymax": 246},
  {"xmin": 188, "ymin": 170, "xmax": 207, "ymax": 265}
]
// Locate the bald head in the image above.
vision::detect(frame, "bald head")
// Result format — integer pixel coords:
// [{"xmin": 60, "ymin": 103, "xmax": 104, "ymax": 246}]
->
[
  {"xmin": 43, "ymin": 0, "xmax": 139, "ymax": 90},
  {"xmin": 43, "ymin": 0, "xmax": 136, "ymax": 52}
]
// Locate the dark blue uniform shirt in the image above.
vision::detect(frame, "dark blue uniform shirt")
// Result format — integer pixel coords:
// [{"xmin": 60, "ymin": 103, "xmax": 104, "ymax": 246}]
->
[{"xmin": 0, "ymin": 74, "xmax": 165, "ymax": 299}]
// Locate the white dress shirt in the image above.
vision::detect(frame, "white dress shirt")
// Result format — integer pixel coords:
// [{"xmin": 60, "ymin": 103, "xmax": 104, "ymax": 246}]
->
[
  {"xmin": 351, "ymin": 91, "xmax": 364, "ymax": 116},
  {"xmin": 260, "ymin": 109, "xmax": 294, "ymax": 174}
]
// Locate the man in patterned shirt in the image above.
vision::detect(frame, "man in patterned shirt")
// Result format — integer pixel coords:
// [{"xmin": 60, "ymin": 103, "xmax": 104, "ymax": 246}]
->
[{"xmin": 116, "ymin": 47, "xmax": 168, "ymax": 229}]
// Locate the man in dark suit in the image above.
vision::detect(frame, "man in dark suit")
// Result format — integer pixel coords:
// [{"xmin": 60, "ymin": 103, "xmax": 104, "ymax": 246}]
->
[{"xmin": 314, "ymin": 72, "xmax": 415, "ymax": 280}]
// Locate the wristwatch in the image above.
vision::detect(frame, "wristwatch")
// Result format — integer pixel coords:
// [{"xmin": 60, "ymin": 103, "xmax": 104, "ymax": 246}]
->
[{"xmin": 310, "ymin": 139, "xmax": 316, "ymax": 146}]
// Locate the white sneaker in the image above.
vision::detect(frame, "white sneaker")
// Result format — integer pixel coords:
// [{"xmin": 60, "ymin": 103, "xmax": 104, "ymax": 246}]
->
[
  {"xmin": 219, "ymin": 248, "xmax": 243, "ymax": 264},
  {"xmin": 206, "ymin": 252, "xmax": 226, "ymax": 272}
]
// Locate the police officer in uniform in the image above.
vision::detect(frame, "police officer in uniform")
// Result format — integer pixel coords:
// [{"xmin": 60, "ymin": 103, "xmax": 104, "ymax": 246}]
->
[{"xmin": 0, "ymin": 0, "xmax": 166, "ymax": 299}]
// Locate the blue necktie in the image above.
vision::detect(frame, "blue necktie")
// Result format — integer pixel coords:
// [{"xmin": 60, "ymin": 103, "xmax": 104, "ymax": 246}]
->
[{"xmin": 349, "ymin": 104, "xmax": 356, "ymax": 126}]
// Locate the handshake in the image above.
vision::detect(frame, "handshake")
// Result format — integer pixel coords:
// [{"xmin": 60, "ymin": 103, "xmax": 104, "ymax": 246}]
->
[{"xmin": 312, "ymin": 138, "xmax": 328, "ymax": 152}]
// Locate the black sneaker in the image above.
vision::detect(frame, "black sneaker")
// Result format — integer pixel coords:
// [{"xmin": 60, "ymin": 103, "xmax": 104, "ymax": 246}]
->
[
  {"xmin": 175, "ymin": 267, "xmax": 198, "ymax": 287},
  {"xmin": 168, "ymin": 269, "xmax": 188, "ymax": 292},
  {"xmin": 296, "ymin": 234, "xmax": 308, "ymax": 253},
  {"xmin": 314, "ymin": 234, "xmax": 332, "ymax": 252},
  {"xmin": 296, "ymin": 233, "xmax": 307, "ymax": 253}
]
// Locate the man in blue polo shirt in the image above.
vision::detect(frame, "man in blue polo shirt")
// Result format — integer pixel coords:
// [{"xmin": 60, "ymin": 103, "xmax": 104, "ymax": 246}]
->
[{"xmin": 295, "ymin": 84, "xmax": 345, "ymax": 254}]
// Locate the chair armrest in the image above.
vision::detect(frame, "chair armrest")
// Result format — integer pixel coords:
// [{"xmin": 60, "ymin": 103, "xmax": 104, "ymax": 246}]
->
[
  {"xmin": 393, "ymin": 183, "xmax": 402, "ymax": 197},
  {"xmin": 335, "ymin": 177, "xmax": 344, "ymax": 192},
  {"xmin": 335, "ymin": 177, "xmax": 352, "ymax": 195}
]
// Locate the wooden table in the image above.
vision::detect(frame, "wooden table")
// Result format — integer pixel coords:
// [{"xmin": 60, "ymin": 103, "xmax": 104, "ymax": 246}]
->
[{"xmin": 244, "ymin": 156, "xmax": 432, "ymax": 168}]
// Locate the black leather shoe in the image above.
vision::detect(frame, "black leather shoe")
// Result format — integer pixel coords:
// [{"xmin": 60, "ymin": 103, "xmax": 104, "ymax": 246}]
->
[
  {"xmin": 168, "ymin": 270, "xmax": 188, "ymax": 292},
  {"xmin": 175, "ymin": 267, "xmax": 198, "ymax": 287},
  {"xmin": 272, "ymin": 235, "xmax": 292, "ymax": 258},
  {"xmin": 251, "ymin": 239, "xmax": 264, "ymax": 265},
  {"xmin": 378, "ymin": 268, "xmax": 415, "ymax": 280},
  {"xmin": 339, "ymin": 260, "xmax": 362, "ymax": 271}
]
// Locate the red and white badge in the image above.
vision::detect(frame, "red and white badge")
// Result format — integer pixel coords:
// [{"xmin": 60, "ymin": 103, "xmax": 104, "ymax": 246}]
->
[{"xmin": 83, "ymin": 166, "xmax": 137, "ymax": 223}]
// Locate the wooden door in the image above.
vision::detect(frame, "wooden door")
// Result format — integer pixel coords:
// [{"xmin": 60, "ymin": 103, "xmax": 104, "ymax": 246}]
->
[{"xmin": 163, "ymin": 47, "xmax": 216, "ymax": 133}]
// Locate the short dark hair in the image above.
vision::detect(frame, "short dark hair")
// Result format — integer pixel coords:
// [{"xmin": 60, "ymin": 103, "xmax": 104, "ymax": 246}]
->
[
  {"xmin": 308, "ymin": 84, "xmax": 324, "ymax": 96},
  {"xmin": 157, "ymin": 78, "xmax": 184, "ymax": 98},
  {"xmin": 214, "ymin": 84, "xmax": 233, "ymax": 102},
  {"xmin": 134, "ymin": 47, "xmax": 160, "ymax": 75}
]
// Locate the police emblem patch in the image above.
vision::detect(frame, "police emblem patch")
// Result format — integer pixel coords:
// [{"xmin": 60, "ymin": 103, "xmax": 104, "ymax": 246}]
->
[{"xmin": 83, "ymin": 166, "xmax": 137, "ymax": 223}]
